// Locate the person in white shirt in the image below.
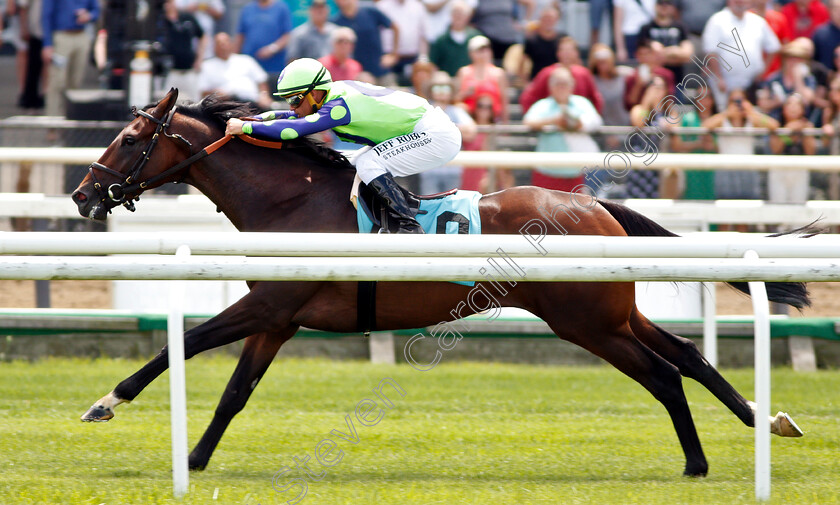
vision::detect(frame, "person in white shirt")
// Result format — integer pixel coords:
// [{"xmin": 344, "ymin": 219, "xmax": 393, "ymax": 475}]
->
[
  {"xmin": 377, "ymin": 0, "xmax": 428, "ymax": 84},
  {"xmin": 613, "ymin": 0, "xmax": 656, "ymax": 62},
  {"xmin": 701, "ymin": 0, "xmax": 780, "ymax": 109},
  {"xmin": 422, "ymin": 0, "xmax": 476, "ymax": 43},
  {"xmin": 199, "ymin": 32, "xmax": 271, "ymax": 108}
]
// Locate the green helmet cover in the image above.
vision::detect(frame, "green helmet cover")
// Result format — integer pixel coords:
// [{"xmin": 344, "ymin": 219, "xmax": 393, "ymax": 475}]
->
[{"xmin": 274, "ymin": 58, "xmax": 333, "ymax": 97}]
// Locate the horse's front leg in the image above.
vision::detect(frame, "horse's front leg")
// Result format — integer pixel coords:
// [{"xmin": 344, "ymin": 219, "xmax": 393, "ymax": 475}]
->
[
  {"xmin": 80, "ymin": 286, "xmax": 299, "ymax": 422},
  {"xmin": 189, "ymin": 328, "xmax": 297, "ymax": 470}
]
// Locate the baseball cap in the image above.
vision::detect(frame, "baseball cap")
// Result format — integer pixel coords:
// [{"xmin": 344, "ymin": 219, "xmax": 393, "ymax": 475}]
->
[{"xmin": 468, "ymin": 35, "xmax": 491, "ymax": 52}]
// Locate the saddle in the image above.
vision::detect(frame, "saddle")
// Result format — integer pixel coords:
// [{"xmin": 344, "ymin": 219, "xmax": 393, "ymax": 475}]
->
[{"xmin": 357, "ymin": 181, "xmax": 457, "ymax": 234}]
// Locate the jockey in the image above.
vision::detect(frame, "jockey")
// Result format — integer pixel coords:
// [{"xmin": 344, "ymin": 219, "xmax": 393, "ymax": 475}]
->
[{"xmin": 225, "ymin": 58, "xmax": 463, "ymax": 234}]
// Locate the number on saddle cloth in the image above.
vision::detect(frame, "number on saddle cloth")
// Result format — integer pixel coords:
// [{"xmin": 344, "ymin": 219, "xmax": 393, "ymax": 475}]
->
[{"xmin": 356, "ymin": 183, "xmax": 482, "ymax": 235}]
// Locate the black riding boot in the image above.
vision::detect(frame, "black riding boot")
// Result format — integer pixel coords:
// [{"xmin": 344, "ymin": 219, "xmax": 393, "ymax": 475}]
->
[{"xmin": 368, "ymin": 173, "xmax": 425, "ymax": 234}]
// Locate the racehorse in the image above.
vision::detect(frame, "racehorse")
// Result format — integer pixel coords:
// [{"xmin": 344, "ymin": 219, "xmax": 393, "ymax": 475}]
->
[{"xmin": 71, "ymin": 89, "xmax": 806, "ymax": 478}]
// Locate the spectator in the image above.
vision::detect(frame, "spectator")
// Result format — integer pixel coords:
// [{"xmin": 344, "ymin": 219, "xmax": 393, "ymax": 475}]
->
[
  {"xmin": 199, "ymin": 32, "xmax": 272, "ymax": 108},
  {"xmin": 160, "ymin": 0, "xmax": 208, "ymax": 102},
  {"xmin": 286, "ymin": 0, "xmax": 337, "ymax": 63},
  {"xmin": 18, "ymin": 0, "xmax": 45, "ymax": 110},
  {"xmin": 612, "ymin": 0, "xmax": 655, "ymax": 63},
  {"xmin": 753, "ymin": 0, "xmax": 793, "ymax": 78},
  {"xmin": 769, "ymin": 93, "xmax": 814, "ymax": 202},
  {"xmin": 461, "ymin": 93, "xmax": 514, "ymax": 192},
  {"xmin": 471, "ymin": 0, "xmax": 533, "ymax": 62},
  {"xmin": 236, "ymin": 0, "xmax": 293, "ymax": 78},
  {"xmin": 835, "ymin": 45, "xmax": 840, "ymax": 79},
  {"xmin": 821, "ymin": 76, "xmax": 840, "ymax": 198},
  {"xmin": 410, "ymin": 57, "xmax": 437, "ymax": 98},
  {"xmin": 377, "ymin": 0, "xmax": 428, "ymax": 85},
  {"xmin": 702, "ymin": 0, "xmax": 780, "ymax": 110},
  {"xmin": 588, "ymin": 43, "xmax": 632, "ymax": 155},
  {"xmin": 522, "ymin": 5, "xmax": 564, "ymax": 80},
  {"xmin": 794, "ymin": 37, "xmax": 831, "ymax": 121},
  {"xmin": 41, "ymin": 0, "xmax": 99, "ymax": 117},
  {"xmin": 758, "ymin": 38, "xmax": 817, "ymax": 121},
  {"xmin": 702, "ymin": 89, "xmax": 779, "ymax": 200},
  {"xmin": 318, "ymin": 27, "xmax": 363, "ymax": 81},
  {"xmin": 672, "ymin": 0, "xmax": 725, "ymax": 53},
  {"xmin": 812, "ymin": 0, "xmax": 840, "ymax": 72},
  {"xmin": 623, "ymin": 40, "xmax": 675, "ymax": 110},
  {"xmin": 669, "ymin": 87, "xmax": 717, "ymax": 199},
  {"xmin": 419, "ymin": 71, "xmax": 477, "ymax": 193},
  {"xmin": 333, "ymin": 0, "xmax": 398, "ymax": 82},
  {"xmin": 520, "ymin": 36, "xmax": 604, "ymax": 113},
  {"xmin": 624, "ymin": 76, "xmax": 674, "ymax": 198},
  {"xmin": 5, "ymin": 1, "xmax": 27, "ymax": 107},
  {"xmin": 590, "ymin": 0, "xmax": 612, "ymax": 48},
  {"xmin": 638, "ymin": 0, "xmax": 692, "ymax": 84},
  {"xmin": 780, "ymin": 0, "xmax": 829, "ymax": 39},
  {"xmin": 455, "ymin": 35, "xmax": 510, "ymax": 123},
  {"xmin": 523, "ymin": 66, "xmax": 603, "ymax": 192},
  {"xmin": 423, "ymin": 0, "xmax": 450, "ymax": 43},
  {"xmin": 429, "ymin": 0, "xmax": 481, "ymax": 76},
  {"xmin": 175, "ymin": 0, "xmax": 224, "ymax": 60}
]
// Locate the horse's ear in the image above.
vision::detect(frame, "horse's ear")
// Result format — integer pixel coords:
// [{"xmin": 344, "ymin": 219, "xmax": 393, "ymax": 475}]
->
[{"xmin": 155, "ymin": 88, "xmax": 179, "ymax": 116}]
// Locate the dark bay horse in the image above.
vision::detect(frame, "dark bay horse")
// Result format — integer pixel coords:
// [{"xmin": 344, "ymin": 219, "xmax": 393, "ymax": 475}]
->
[{"xmin": 71, "ymin": 89, "xmax": 806, "ymax": 477}]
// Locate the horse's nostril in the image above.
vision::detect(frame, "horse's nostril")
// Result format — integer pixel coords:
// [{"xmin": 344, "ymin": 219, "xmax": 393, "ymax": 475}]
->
[{"xmin": 73, "ymin": 192, "xmax": 88, "ymax": 203}]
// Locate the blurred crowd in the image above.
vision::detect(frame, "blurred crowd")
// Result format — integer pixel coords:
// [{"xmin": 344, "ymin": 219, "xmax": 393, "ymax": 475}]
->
[{"xmin": 3, "ymin": 0, "xmax": 840, "ymax": 202}]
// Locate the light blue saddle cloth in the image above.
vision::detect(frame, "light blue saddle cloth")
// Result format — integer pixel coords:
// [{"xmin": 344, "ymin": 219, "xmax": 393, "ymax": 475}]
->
[{"xmin": 356, "ymin": 189, "xmax": 483, "ymax": 236}]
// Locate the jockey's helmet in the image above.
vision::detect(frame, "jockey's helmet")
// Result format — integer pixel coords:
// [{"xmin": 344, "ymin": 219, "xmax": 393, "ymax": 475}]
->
[{"xmin": 274, "ymin": 58, "xmax": 333, "ymax": 106}]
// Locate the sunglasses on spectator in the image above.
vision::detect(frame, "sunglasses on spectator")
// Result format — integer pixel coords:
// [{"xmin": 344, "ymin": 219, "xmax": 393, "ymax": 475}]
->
[
  {"xmin": 476, "ymin": 103, "xmax": 494, "ymax": 110},
  {"xmin": 284, "ymin": 93, "xmax": 307, "ymax": 108}
]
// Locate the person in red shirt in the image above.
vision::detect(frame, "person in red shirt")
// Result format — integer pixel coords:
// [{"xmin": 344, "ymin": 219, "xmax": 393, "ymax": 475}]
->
[
  {"xmin": 519, "ymin": 36, "xmax": 603, "ymax": 113},
  {"xmin": 781, "ymin": 0, "xmax": 829, "ymax": 39},
  {"xmin": 754, "ymin": 0, "xmax": 793, "ymax": 77},
  {"xmin": 318, "ymin": 27, "xmax": 364, "ymax": 82}
]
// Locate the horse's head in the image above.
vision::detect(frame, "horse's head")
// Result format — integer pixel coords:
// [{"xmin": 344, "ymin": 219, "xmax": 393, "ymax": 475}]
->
[{"xmin": 72, "ymin": 88, "xmax": 196, "ymax": 220}]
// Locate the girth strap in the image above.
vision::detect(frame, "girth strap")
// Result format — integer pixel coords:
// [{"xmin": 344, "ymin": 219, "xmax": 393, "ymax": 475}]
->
[{"xmin": 357, "ymin": 281, "xmax": 377, "ymax": 336}]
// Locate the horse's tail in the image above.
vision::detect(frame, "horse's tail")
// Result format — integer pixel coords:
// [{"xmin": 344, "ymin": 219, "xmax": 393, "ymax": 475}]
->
[{"xmin": 597, "ymin": 198, "xmax": 812, "ymax": 310}]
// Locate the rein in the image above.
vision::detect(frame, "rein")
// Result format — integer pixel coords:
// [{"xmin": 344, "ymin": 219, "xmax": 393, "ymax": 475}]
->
[{"xmin": 87, "ymin": 108, "xmax": 283, "ymax": 213}]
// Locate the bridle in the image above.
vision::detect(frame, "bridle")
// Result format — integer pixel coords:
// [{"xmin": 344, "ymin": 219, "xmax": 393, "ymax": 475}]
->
[
  {"xmin": 88, "ymin": 106, "xmax": 217, "ymax": 213},
  {"xmin": 86, "ymin": 105, "xmax": 283, "ymax": 214}
]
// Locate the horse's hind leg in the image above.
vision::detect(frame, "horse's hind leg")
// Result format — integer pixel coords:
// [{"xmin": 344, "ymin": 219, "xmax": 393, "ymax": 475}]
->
[
  {"xmin": 190, "ymin": 328, "xmax": 296, "ymax": 470},
  {"xmin": 629, "ymin": 309, "xmax": 803, "ymax": 437},
  {"xmin": 541, "ymin": 315, "xmax": 708, "ymax": 476}
]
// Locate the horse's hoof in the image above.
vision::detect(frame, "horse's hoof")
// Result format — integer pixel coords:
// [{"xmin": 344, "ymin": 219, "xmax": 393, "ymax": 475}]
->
[
  {"xmin": 80, "ymin": 404, "xmax": 114, "ymax": 422},
  {"xmin": 683, "ymin": 465, "xmax": 708, "ymax": 478},
  {"xmin": 188, "ymin": 454, "xmax": 207, "ymax": 471},
  {"xmin": 772, "ymin": 411, "xmax": 804, "ymax": 437}
]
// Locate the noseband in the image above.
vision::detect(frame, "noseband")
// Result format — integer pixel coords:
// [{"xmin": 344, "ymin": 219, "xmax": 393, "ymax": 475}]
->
[{"xmin": 87, "ymin": 106, "xmax": 197, "ymax": 212}]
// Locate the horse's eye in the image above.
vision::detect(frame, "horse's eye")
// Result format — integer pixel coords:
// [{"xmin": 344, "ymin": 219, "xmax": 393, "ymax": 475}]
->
[{"xmin": 124, "ymin": 136, "xmax": 136, "ymax": 146}]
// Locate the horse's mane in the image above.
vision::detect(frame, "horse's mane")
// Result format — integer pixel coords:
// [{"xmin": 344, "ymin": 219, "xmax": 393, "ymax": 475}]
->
[{"xmin": 176, "ymin": 96, "xmax": 354, "ymax": 171}]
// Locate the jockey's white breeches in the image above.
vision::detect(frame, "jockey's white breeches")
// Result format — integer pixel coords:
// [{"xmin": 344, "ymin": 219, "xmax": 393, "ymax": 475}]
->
[{"xmin": 349, "ymin": 106, "xmax": 462, "ymax": 184}]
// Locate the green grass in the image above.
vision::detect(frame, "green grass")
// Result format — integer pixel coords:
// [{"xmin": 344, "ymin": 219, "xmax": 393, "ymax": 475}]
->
[{"xmin": 0, "ymin": 356, "xmax": 838, "ymax": 505}]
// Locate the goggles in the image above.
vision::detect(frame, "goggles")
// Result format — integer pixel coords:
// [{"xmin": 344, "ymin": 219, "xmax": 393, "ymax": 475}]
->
[{"xmin": 284, "ymin": 93, "xmax": 307, "ymax": 108}]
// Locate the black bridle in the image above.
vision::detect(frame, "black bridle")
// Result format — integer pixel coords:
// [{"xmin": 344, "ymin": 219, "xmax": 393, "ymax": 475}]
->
[
  {"xmin": 87, "ymin": 106, "xmax": 198, "ymax": 213},
  {"xmin": 86, "ymin": 105, "xmax": 279, "ymax": 215}
]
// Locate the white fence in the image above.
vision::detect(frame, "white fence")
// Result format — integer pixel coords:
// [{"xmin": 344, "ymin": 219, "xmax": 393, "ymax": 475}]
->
[
  {"xmin": 3, "ymin": 148, "xmax": 840, "ymax": 171},
  {"xmin": 0, "ymin": 232, "xmax": 832, "ymax": 500}
]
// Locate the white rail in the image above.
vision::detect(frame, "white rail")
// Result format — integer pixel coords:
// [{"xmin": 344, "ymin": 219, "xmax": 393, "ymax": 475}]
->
[
  {"xmin": 3, "ymin": 148, "xmax": 840, "ymax": 171},
  {"xmin": 0, "ymin": 255, "xmax": 836, "ymax": 281},
  {"xmin": 0, "ymin": 232, "xmax": 838, "ymax": 259},
  {"xmin": 1, "ymin": 194, "xmax": 839, "ymax": 226}
]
